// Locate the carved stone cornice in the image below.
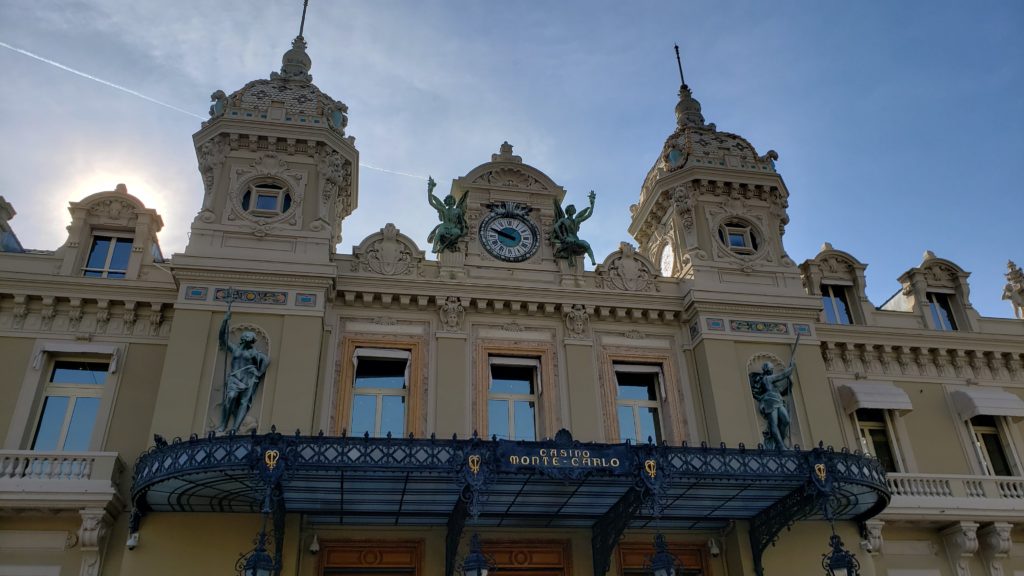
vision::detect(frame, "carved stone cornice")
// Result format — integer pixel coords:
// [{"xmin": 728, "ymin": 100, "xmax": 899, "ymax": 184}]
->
[
  {"xmin": 337, "ymin": 291, "xmax": 683, "ymax": 325},
  {"xmin": 0, "ymin": 294, "xmax": 172, "ymax": 339},
  {"xmin": 821, "ymin": 336, "xmax": 1024, "ymax": 384}
]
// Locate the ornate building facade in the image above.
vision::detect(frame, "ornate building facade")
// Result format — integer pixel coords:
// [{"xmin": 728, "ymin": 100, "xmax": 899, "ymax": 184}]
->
[{"xmin": 1, "ymin": 26, "xmax": 1023, "ymax": 576}]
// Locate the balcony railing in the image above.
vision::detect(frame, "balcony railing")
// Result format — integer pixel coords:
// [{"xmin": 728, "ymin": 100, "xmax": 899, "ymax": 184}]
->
[
  {"xmin": 0, "ymin": 450, "xmax": 125, "ymax": 511},
  {"xmin": 883, "ymin": 472, "xmax": 1024, "ymax": 520}
]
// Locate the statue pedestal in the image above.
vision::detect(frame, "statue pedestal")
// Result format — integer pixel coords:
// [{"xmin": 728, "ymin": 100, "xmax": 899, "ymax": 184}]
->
[
  {"xmin": 558, "ymin": 256, "xmax": 585, "ymax": 288},
  {"xmin": 439, "ymin": 250, "xmax": 466, "ymax": 280}
]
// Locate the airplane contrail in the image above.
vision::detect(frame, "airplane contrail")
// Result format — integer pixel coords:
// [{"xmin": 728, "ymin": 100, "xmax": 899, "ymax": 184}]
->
[
  {"xmin": 0, "ymin": 40, "xmax": 205, "ymax": 120},
  {"xmin": 0, "ymin": 40, "xmax": 431, "ymax": 181}
]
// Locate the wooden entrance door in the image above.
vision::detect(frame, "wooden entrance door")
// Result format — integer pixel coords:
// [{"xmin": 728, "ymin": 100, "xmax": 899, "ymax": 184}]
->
[
  {"xmin": 319, "ymin": 540, "xmax": 423, "ymax": 575},
  {"xmin": 484, "ymin": 540, "xmax": 571, "ymax": 575}
]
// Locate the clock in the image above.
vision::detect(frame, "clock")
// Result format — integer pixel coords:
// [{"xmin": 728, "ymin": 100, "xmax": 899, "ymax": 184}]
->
[
  {"xmin": 659, "ymin": 243, "xmax": 675, "ymax": 276},
  {"xmin": 479, "ymin": 205, "xmax": 540, "ymax": 262}
]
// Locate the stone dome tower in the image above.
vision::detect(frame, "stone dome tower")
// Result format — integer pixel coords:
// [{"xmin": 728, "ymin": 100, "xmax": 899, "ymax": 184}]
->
[
  {"xmin": 628, "ymin": 66, "xmax": 795, "ymax": 295},
  {"xmin": 184, "ymin": 22, "xmax": 358, "ymax": 267}
]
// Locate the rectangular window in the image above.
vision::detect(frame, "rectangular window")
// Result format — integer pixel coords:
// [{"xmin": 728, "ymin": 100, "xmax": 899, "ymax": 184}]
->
[
  {"xmin": 83, "ymin": 235, "xmax": 133, "ymax": 278},
  {"xmin": 488, "ymin": 358, "xmax": 538, "ymax": 441},
  {"xmin": 969, "ymin": 415, "xmax": 1016, "ymax": 476},
  {"xmin": 614, "ymin": 364, "xmax": 664, "ymax": 444},
  {"xmin": 821, "ymin": 284, "xmax": 853, "ymax": 325},
  {"xmin": 927, "ymin": 292, "xmax": 958, "ymax": 331},
  {"xmin": 349, "ymin": 350, "xmax": 408, "ymax": 438},
  {"xmin": 853, "ymin": 408, "xmax": 900, "ymax": 473},
  {"xmin": 31, "ymin": 360, "xmax": 108, "ymax": 451}
]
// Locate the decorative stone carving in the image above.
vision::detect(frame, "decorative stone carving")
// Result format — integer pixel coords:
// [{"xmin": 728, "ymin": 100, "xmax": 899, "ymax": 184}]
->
[
  {"xmin": 471, "ymin": 166, "xmax": 547, "ymax": 191},
  {"xmin": 68, "ymin": 298, "xmax": 83, "ymax": 331},
  {"xmin": 942, "ymin": 521, "xmax": 979, "ymax": 576},
  {"xmin": 196, "ymin": 135, "xmax": 228, "ymax": 220},
  {"xmin": 1003, "ymin": 261, "xmax": 1024, "ymax": 319},
  {"xmin": 352, "ymin": 224, "xmax": 423, "ymax": 276},
  {"xmin": 315, "ymin": 149, "xmax": 351, "ymax": 236},
  {"xmin": 12, "ymin": 294, "xmax": 27, "ymax": 329},
  {"xmin": 439, "ymin": 296, "xmax": 466, "ymax": 333},
  {"xmin": 501, "ymin": 322, "xmax": 524, "ymax": 333},
  {"xmin": 79, "ymin": 508, "xmax": 112, "ymax": 576},
  {"xmin": 564, "ymin": 304, "xmax": 590, "ymax": 339},
  {"xmin": 226, "ymin": 152, "xmax": 306, "ymax": 228},
  {"xmin": 977, "ymin": 522, "xmax": 1012, "ymax": 576},
  {"xmin": 595, "ymin": 242, "xmax": 657, "ymax": 292},
  {"xmin": 123, "ymin": 301, "xmax": 137, "ymax": 334},
  {"xmin": 625, "ymin": 329, "xmax": 645, "ymax": 340},
  {"xmin": 87, "ymin": 196, "xmax": 136, "ymax": 224},
  {"xmin": 862, "ymin": 519, "xmax": 884, "ymax": 556},
  {"xmin": 95, "ymin": 299, "xmax": 110, "ymax": 333},
  {"xmin": 208, "ymin": 89, "xmax": 227, "ymax": 118},
  {"xmin": 209, "ymin": 318, "xmax": 270, "ymax": 435},
  {"xmin": 148, "ymin": 303, "xmax": 163, "ymax": 336},
  {"xmin": 40, "ymin": 295, "xmax": 55, "ymax": 330}
]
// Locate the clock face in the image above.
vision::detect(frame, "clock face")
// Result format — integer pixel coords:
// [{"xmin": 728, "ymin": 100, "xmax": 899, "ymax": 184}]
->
[
  {"xmin": 659, "ymin": 243, "xmax": 675, "ymax": 276},
  {"xmin": 479, "ymin": 212, "xmax": 540, "ymax": 262}
]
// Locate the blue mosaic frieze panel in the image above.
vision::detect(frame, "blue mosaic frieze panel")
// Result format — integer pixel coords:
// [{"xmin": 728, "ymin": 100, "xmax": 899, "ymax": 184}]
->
[
  {"xmin": 214, "ymin": 288, "xmax": 288, "ymax": 305},
  {"xmin": 730, "ymin": 320, "xmax": 789, "ymax": 334},
  {"xmin": 705, "ymin": 318, "xmax": 726, "ymax": 331},
  {"xmin": 295, "ymin": 293, "xmax": 318, "ymax": 307},
  {"xmin": 184, "ymin": 286, "xmax": 209, "ymax": 301}
]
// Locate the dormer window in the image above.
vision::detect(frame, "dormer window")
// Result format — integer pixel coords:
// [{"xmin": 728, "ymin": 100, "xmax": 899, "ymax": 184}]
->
[
  {"xmin": 83, "ymin": 234, "xmax": 133, "ymax": 278},
  {"xmin": 241, "ymin": 180, "xmax": 292, "ymax": 216},
  {"xmin": 717, "ymin": 218, "xmax": 759, "ymax": 255},
  {"xmin": 926, "ymin": 292, "xmax": 958, "ymax": 331},
  {"xmin": 821, "ymin": 284, "xmax": 854, "ymax": 325}
]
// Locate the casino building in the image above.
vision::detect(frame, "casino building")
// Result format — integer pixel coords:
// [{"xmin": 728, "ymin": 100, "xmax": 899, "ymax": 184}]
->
[{"xmin": 1, "ymin": 20, "xmax": 1024, "ymax": 576}]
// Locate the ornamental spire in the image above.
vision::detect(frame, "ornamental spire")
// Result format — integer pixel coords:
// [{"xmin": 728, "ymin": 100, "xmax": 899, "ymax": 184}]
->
[
  {"xmin": 672, "ymin": 44, "xmax": 705, "ymax": 129},
  {"xmin": 272, "ymin": 0, "xmax": 313, "ymax": 82}
]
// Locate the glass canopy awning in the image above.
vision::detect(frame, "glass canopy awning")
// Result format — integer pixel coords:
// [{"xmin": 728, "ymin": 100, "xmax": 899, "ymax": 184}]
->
[{"xmin": 129, "ymin": 429, "xmax": 889, "ymax": 576}]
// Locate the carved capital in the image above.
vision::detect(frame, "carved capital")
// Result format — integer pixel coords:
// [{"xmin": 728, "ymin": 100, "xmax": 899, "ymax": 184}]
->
[
  {"xmin": 942, "ymin": 521, "xmax": 979, "ymax": 576},
  {"xmin": 978, "ymin": 522, "xmax": 1013, "ymax": 576}
]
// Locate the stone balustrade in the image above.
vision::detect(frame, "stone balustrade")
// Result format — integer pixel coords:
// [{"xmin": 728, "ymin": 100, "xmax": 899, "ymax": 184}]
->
[
  {"xmin": 883, "ymin": 472, "xmax": 1024, "ymax": 521},
  {"xmin": 0, "ymin": 450, "xmax": 125, "ymax": 512}
]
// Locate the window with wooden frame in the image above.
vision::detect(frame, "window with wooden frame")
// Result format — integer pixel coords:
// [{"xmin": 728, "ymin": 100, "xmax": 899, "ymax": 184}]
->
[
  {"xmin": 614, "ymin": 364, "xmax": 665, "ymax": 444},
  {"xmin": 820, "ymin": 283, "xmax": 855, "ymax": 325},
  {"xmin": 488, "ymin": 357, "xmax": 540, "ymax": 441},
  {"xmin": 473, "ymin": 340, "xmax": 558, "ymax": 442},
  {"xmin": 336, "ymin": 337, "xmax": 424, "ymax": 438},
  {"xmin": 926, "ymin": 291, "xmax": 959, "ymax": 331},
  {"xmin": 968, "ymin": 415, "xmax": 1021, "ymax": 477},
  {"xmin": 618, "ymin": 540, "xmax": 709, "ymax": 575},
  {"xmin": 31, "ymin": 359, "xmax": 108, "ymax": 451},
  {"xmin": 82, "ymin": 233, "xmax": 133, "ymax": 278},
  {"xmin": 599, "ymin": 348, "xmax": 688, "ymax": 446},
  {"xmin": 851, "ymin": 408, "xmax": 902, "ymax": 473}
]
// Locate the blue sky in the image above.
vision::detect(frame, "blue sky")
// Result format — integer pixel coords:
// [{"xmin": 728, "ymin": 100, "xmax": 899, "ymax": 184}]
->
[{"xmin": 0, "ymin": 1, "xmax": 1020, "ymax": 317}]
